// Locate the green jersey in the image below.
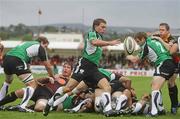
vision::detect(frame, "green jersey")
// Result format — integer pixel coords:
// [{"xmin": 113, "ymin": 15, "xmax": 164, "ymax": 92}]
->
[
  {"xmin": 83, "ymin": 30, "xmax": 103, "ymax": 66},
  {"xmin": 139, "ymin": 37, "xmax": 172, "ymax": 66},
  {"xmin": 98, "ymin": 68, "xmax": 115, "ymax": 82},
  {"xmin": 6, "ymin": 41, "xmax": 48, "ymax": 63}
]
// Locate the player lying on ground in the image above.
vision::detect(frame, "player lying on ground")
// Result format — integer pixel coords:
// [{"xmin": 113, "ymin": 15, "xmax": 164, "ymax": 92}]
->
[
  {"xmin": 0, "ymin": 62, "xmax": 72, "ymax": 112},
  {"xmin": 50, "ymin": 68, "xmax": 133, "ymax": 116},
  {"xmin": 94, "ymin": 69, "xmax": 136, "ymax": 116}
]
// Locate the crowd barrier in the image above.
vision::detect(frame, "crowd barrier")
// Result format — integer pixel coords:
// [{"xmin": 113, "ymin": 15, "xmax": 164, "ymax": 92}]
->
[
  {"xmin": 0, "ymin": 65, "xmax": 63, "ymax": 74},
  {"xmin": 0, "ymin": 65, "xmax": 154, "ymax": 77},
  {"xmin": 108, "ymin": 69, "xmax": 154, "ymax": 76}
]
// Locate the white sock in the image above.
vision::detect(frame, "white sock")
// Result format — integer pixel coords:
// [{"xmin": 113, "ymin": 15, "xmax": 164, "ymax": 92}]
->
[
  {"xmin": 132, "ymin": 102, "xmax": 142, "ymax": 113},
  {"xmin": 48, "ymin": 87, "xmax": 64, "ymax": 106},
  {"xmin": 20, "ymin": 86, "xmax": 35, "ymax": 108},
  {"xmin": 157, "ymin": 91, "xmax": 164, "ymax": 111},
  {"xmin": 56, "ymin": 87, "xmax": 64, "ymax": 95},
  {"xmin": 151, "ymin": 90, "xmax": 160, "ymax": 115},
  {"xmin": 72, "ymin": 98, "xmax": 91, "ymax": 112},
  {"xmin": 115, "ymin": 94, "xmax": 128, "ymax": 111},
  {"xmin": 53, "ymin": 93, "xmax": 69, "ymax": 107},
  {"xmin": 101, "ymin": 92, "xmax": 112, "ymax": 112},
  {"xmin": 0, "ymin": 82, "xmax": 9, "ymax": 101},
  {"xmin": 94, "ymin": 96, "xmax": 102, "ymax": 112},
  {"xmin": 143, "ymin": 103, "xmax": 150, "ymax": 114}
]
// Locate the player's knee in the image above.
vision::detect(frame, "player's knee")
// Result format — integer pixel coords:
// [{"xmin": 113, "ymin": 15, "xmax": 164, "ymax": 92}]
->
[
  {"xmin": 5, "ymin": 75, "xmax": 13, "ymax": 84},
  {"xmin": 34, "ymin": 99, "xmax": 47, "ymax": 112},
  {"xmin": 5, "ymin": 79, "xmax": 13, "ymax": 84},
  {"xmin": 102, "ymin": 85, "xmax": 111, "ymax": 93},
  {"xmin": 167, "ymin": 80, "xmax": 176, "ymax": 88},
  {"xmin": 63, "ymin": 87, "xmax": 71, "ymax": 93},
  {"xmin": 151, "ymin": 83, "xmax": 162, "ymax": 90},
  {"xmin": 123, "ymin": 89, "xmax": 131, "ymax": 97},
  {"xmin": 15, "ymin": 89, "xmax": 24, "ymax": 98},
  {"xmin": 20, "ymin": 74, "xmax": 38, "ymax": 88},
  {"xmin": 34, "ymin": 105, "xmax": 44, "ymax": 112}
]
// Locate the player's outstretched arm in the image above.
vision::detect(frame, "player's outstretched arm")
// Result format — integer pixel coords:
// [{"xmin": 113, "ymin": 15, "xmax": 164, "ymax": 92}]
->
[
  {"xmin": 91, "ymin": 39, "xmax": 120, "ymax": 47},
  {"xmin": 151, "ymin": 36, "xmax": 171, "ymax": 51},
  {"xmin": 42, "ymin": 60, "xmax": 55, "ymax": 79}
]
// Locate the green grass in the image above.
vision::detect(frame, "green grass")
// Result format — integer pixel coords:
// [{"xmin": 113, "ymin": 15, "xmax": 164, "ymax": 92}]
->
[{"xmin": 0, "ymin": 74, "xmax": 180, "ymax": 119}]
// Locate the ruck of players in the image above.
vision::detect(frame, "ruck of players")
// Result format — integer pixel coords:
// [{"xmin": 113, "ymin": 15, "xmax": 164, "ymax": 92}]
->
[{"xmin": 0, "ymin": 19, "xmax": 180, "ymax": 117}]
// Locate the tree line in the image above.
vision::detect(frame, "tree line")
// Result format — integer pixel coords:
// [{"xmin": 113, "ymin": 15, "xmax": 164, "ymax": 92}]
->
[{"xmin": 0, "ymin": 23, "xmax": 134, "ymax": 41}]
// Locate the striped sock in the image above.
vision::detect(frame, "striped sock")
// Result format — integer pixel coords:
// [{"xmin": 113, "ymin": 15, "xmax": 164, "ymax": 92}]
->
[{"xmin": 20, "ymin": 86, "xmax": 34, "ymax": 108}]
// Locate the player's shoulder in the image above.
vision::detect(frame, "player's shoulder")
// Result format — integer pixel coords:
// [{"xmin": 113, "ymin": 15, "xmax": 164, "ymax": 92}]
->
[{"xmin": 87, "ymin": 29, "xmax": 95, "ymax": 34}]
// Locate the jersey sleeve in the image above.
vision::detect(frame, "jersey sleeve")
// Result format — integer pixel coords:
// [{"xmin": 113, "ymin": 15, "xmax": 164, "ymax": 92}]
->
[
  {"xmin": 88, "ymin": 31, "xmax": 97, "ymax": 41},
  {"xmin": 38, "ymin": 45, "xmax": 48, "ymax": 61},
  {"xmin": 138, "ymin": 43, "xmax": 148, "ymax": 59}
]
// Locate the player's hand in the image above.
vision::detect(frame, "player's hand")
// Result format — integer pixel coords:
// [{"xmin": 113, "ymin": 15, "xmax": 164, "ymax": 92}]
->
[
  {"xmin": 126, "ymin": 55, "xmax": 140, "ymax": 63},
  {"xmin": 109, "ymin": 40, "xmax": 121, "ymax": 46},
  {"xmin": 126, "ymin": 55, "xmax": 134, "ymax": 60},
  {"xmin": 48, "ymin": 77, "xmax": 55, "ymax": 84}
]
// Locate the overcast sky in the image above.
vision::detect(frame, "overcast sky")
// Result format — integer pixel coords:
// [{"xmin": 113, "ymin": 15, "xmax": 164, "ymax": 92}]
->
[{"xmin": 0, "ymin": 0, "xmax": 179, "ymax": 28}]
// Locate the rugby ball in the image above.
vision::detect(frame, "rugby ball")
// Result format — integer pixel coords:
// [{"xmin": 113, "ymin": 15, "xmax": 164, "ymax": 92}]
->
[{"xmin": 123, "ymin": 36, "xmax": 136, "ymax": 55}]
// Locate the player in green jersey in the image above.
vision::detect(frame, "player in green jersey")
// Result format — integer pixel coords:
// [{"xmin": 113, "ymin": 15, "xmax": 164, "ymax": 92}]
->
[
  {"xmin": 43, "ymin": 18, "xmax": 120, "ymax": 117},
  {"xmin": 127, "ymin": 32, "xmax": 176, "ymax": 116},
  {"xmin": 0, "ymin": 36, "xmax": 54, "ymax": 112},
  {"xmin": 151, "ymin": 23, "xmax": 179, "ymax": 114}
]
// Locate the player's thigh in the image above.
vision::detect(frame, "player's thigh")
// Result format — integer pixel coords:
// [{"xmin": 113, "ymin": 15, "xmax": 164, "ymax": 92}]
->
[
  {"xmin": 65, "ymin": 78, "xmax": 79, "ymax": 91},
  {"xmin": 75, "ymin": 81, "xmax": 88, "ymax": 92},
  {"xmin": 95, "ymin": 88, "xmax": 105, "ymax": 97},
  {"xmin": 112, "ymin": 91, "xmax": 123, "ymax": 97},
  {"xmin": 97, "ymin": 78, "xmax": 111, "ymax": 92},
  {"xmin": 168, "ymin": 73, "xmax": 177, "ymax": 87},
  {"xmin": 151, "ymin": 76, "xmax": 166, "ymax": 90}
]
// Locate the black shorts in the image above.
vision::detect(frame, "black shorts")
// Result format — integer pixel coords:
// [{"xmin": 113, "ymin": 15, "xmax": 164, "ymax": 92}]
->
[
  {"xmin": 154, "ymin": 59, "xmax": 176, "ymax": 80},
  {"xmin": 31, "ymin": 86, "xmax": 53, "ymax": 102},
  {"xmin": 71, "ymin": 58, "xmax": 105, "ymax": 88},
  {"xmin": 3, "ymin": 55, "xmax": 31, "ymax": 76},
  {"xmin": 110, "ymin": 79, "xmax": 126, "ymax": 93}
]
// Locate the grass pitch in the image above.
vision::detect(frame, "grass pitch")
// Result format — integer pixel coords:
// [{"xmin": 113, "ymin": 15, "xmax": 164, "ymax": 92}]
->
[{"xmin": 0, "ymin": 74, "xmax": 180, "ymax": 119}]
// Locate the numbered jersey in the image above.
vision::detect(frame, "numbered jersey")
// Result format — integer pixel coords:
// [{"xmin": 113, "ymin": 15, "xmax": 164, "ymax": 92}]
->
[
  {"xmin": 6, "ymin": 41, "xmax": 48, "ymax": 63},
  {"xmin": 139, "ymin": 37, "xmax": 172, "ymax": 66}
]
